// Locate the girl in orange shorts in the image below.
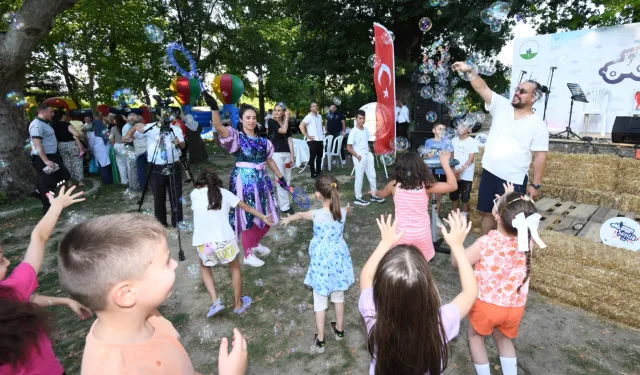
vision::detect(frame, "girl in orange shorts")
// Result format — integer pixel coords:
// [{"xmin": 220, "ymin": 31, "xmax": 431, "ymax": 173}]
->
[{"xmin": 451, "ymin": 182, "xmax": 546, "ymax": 375}]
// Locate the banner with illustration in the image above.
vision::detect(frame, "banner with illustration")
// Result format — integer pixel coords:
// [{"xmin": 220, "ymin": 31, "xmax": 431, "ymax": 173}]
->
[{"xmin": 511, "ymin": 23, "xmax": 640, "ymax": 134}]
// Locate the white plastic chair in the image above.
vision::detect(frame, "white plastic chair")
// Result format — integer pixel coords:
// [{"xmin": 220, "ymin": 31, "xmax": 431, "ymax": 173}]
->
[
  {"xmin": 582, "ymin": 89, "xmax": 610, "ymax": 136},
  {"xmin": 320, "ymin": 135, "xmax": 334, "ymax": 171},
  {"xmin": 324, "ymin": 135, "xmax": 344, "ymax": 171}
]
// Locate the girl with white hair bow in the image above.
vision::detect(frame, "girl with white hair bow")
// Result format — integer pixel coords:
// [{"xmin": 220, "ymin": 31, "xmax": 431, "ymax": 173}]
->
[{"xmin": 450, "ymin": 182, "xmax": 546, "ymax": 375}]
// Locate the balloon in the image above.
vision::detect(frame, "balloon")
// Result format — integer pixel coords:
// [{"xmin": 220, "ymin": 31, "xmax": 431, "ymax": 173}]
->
[
  {"xmin": 212, "ymin": 74, "xmax": 245, "ymax": 105},
  {"xmin": 170, "ymin": 76, "xmax": 202, "ymax": 106}
]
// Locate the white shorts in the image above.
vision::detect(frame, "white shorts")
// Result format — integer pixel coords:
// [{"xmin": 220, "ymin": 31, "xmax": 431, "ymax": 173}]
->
[{"xmin": 313, "ymin": 290, "xmax": 345, "ymax": 312}]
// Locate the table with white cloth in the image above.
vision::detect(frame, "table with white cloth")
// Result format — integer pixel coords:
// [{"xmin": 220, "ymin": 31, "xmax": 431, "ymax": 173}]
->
[{"xmin": 293, "ymin": 138, "xmax": 310, "ymax": 168}]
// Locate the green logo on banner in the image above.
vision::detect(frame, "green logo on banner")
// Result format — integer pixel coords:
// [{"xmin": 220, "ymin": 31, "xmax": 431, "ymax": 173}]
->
[{"xmin": 519, "ymin": 40, "xmax": 539, "ymax": 60}]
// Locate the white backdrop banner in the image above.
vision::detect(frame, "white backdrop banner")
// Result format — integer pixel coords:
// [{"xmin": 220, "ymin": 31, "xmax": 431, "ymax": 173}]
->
[{"xmin": 511, "ymin": 23, "xmax": 640, "ymax": 134}]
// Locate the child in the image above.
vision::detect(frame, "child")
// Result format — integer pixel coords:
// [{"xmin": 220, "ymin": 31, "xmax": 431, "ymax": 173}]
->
[
  {"xmin": 374, "ymin": 151, "xmax": 457, "ymax": 261},
  {"xmin": 451, "ymin": 183, "xmax": 545, "ymax": 375},
  {"xmin": 206, "ymin": 91, "xmax": 285, "ymax": 268},
  {"xmin": 0, "ymin": 185, "xmax": 90, "ymax": 375},
  {"xmin": 359, "ymin": 212, "xmax": 478, "ymax": 375},
  {"xmin": 281, "ymin": 174, "xmax": 355, "ymax": 353},
  {"xmin": 191, "ymin": 168, "xmax": 275, "ymax": 317},
  {"xmin": 422, "ymin": 123, "xmax": 453, "ymax": 213},
  {"xmin": 347, "ymin": 109, "xmax": 385, "ymax": 206},
  {"xmin": 58, "ymin": 212, "xmax": 249, "ymax": 375},
  {"xmin": 451, "ymin": 124, "xmax": 479, "ymax": 218}
]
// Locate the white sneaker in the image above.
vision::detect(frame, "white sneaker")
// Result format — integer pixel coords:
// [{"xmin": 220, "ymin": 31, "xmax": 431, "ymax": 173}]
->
[
  {"xmin": 244, "ymin": 254, "xmax": 265, "ymax": 267},
  {"xmin": 254, "ymin": 243, "xmax": 271, "ymax": 255}
]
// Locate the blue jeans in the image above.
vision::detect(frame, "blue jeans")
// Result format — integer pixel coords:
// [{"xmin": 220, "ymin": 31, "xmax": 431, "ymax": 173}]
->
[{"xmin": 136, "ymin": 153, "xmax": 148, "ymax": 189}]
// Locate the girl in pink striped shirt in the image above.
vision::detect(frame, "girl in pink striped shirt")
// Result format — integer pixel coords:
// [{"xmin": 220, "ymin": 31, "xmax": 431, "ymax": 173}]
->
[{"xmin": 375, "ymin": 151, "xmax": 458, "ymax": 261}]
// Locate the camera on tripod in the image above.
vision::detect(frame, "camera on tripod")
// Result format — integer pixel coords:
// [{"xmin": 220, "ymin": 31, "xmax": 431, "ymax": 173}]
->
[{"xmin": 152, "ymin": 91, "xmax": 176, "ymax": 132}]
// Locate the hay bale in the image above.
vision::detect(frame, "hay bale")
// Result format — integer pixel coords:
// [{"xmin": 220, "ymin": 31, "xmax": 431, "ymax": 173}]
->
[
  {"xmin": 532, "ymin": 281, "xmax": 640, "ymax": 328},
  {"xmin": 543, "ymin": 186, "xmax": 640, "ymax": 213},
  {"xmin": 615, "ymin": 158, "xmax": 640, "ymax": 195},
  {"xmin": 537, "ymin": 230, "xmax": 640, "ymax": 277}
]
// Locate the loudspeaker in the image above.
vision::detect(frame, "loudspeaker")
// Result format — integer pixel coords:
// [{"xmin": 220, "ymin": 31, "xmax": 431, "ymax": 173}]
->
[
  {"xmin": 414, "ymin": 99, "xmax": 450, "ymax": 132},
  {"xmin": 612, "ymin": 116, "xmax": 640, "ymax": 144}
]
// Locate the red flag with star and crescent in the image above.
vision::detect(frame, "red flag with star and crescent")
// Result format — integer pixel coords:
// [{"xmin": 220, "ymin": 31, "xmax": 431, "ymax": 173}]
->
[{"xmin": 373, "ymin": 22, "xmax": 396, "ymax": 155}]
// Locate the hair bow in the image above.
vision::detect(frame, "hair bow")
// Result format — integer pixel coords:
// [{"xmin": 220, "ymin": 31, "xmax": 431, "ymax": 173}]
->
[{"xmin": 511, "ymin": 213, "xmax": 547, "ymax": 252}]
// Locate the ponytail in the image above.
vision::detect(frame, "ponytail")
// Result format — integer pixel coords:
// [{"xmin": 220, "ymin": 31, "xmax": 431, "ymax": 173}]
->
[
  {"xmin": 195, "ymin": 168, "xmax": 223, "ymax": 210},
  {"xmin": 329, "ymin": 182, "xmax": 342, "ymax": 221},
  {"xmin": 517, "ymin": 231, "xmax": 532, "ymax": 294},
  {"xmin": 316, "ymin": 174, "xmax": 342, "ymax": 221}
]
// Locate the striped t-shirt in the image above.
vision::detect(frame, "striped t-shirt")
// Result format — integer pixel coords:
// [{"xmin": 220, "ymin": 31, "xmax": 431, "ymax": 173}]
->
[{"xmin": 393, "ymin": 184, "xmax": 435, "ymax": 261}]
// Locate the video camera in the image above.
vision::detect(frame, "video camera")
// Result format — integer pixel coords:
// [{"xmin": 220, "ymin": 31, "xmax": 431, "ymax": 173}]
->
[{"xmin": 152, "ymin": 91, "xmax": 176, "ymax": 132}]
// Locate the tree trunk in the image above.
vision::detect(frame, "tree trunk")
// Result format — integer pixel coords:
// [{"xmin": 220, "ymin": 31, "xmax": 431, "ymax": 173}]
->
[
  {"xmin": 0, "ymin": 0, "xmax": 79, "ymax": 199},
  {"xmin": 257, "ymin": 65, "xmax": 265, "ymax": 124},
  {"xmin": 87, "ymin": 62, "xmax": 98, "ymax": 116}
]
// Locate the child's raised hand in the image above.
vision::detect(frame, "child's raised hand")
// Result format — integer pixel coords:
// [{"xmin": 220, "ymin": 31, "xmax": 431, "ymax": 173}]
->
[
  {"xmin": 438, "ymin": 151, "xmax": 451, "ymax": 165},
  {"xmin": 46, "ymin": 183, "xmax": 85, "ymax": 208},
  {"xmin": 280, "ymin": 214, "xmax": 293, "ymax": 227},
  {"xmin": 440, "ymin": 209, "xmax": 472, "ymax": 248},
  {"xmin": 376, "ymin": 214, "xmax": 404, "ymax": 248},
  {"xmin": 494, "ymin": 182, "xmax": 515, "ymax": 201},
  {"xmin": 218, "ymin": 328, "xmax": 248, "ymax": 375}
]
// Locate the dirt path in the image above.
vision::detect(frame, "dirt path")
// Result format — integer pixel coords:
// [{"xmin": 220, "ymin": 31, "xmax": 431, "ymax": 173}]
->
[{"xmin": 1, "ymin": 145, "xmax": 638, "ymax": 374}]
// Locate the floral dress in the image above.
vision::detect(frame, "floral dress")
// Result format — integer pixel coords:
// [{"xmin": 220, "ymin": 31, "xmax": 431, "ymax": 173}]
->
[
  {"xmin": 304, "ymin": 208, "xmax": 355, "ymax": 296},
  {"xmin": 219, "ymin": 127, "xmax": 279, "ymax": 237}
]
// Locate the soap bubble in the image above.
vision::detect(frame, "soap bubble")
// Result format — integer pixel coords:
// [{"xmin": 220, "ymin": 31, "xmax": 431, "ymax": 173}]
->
[
  {"xmin": 380, "ymin": 152, "xmax": 396, "ymax": 166},
  {"xmin": 198, "ymin": 325, "xmax": 214, "ymax": 343},
  {"xmin": 177, "ymin": 220, "xmax": 194, "ymax": 233},
  {"xmin": 454, "ymin": 88, "xmax": 469, "ymax": 99},
  {"xmin": 420, "ymin": 86, "xmax": 433, "ymax": 99},
  {"xmin": 419, "ymin": 75, "xmax": 431, "ymax": 84},
  {"xmin": 417, "ymin": 145, "xmax": 426, "ymax": 155},
  {"xmin": 186, "ymin": 263, "xmax": 199, "ymax": 279},
  {"xmin": 5, "ymin": 91, "xmax": 26, "ymax": 107},
  {"xmin": 441, "ymin": 0, "xmax": 449, "ymax": 5},
  {"xmin": 368, "ymin": 54, "xmax": 381, "ymax": 68},
  {"xmin": 254, "ymin": 279, "xmax": 265, "ymax": 287},
  {"xmin": 3, "ymin": 12, "xmax": 24, "ymax": 30},
  {"xmin": 418, "ymin": 17, "xmax": 432, "ymax": 32},
  {"xmin": 144, "ymin": 24, "xmax": 164, "ymax": 43},
  {"xmin": 67, "ymin": 211, "xmax": 88, "ymax": 226},
  {"xmin": 56, "ymin": 42, "xmax": 71, "ymax": 56},
  {"xmin": 479, "ymin": 62, "xmax": 497, "ymax": 76},
  {"xmin": 480, "ymin": 8, "xmax": 495, "ymax": 25},
  {"xmin": 142, "ymin": 208, "xmax": 153, "ymax": 216},
  {"xmin": 504, "ymin": 68, "xmax": 512, "ymax": 80},
  {"xmin": 298, "ymin": 302, "xmax": 307, "ymax": 314},
  {"xmin": 490, "ymin": 20, "xmax": 502, "ymax": 33},
  {"xmin": 277, "ymin": 254, "xmax": 286, "ymax": 263},
  {"xmin": 391, "ymin": 137, "xmax": 409, "ymax": 151},
  {"xmin": 426, "ymin": 111, "xmax": 437, "ymax": 122},
  {"xmin": 288, "ymin": 264, "xmax": 305, "ymax": 276},
  {"xmin": 332, "ymin": 96, "xmax": 341, "ymax": 106},
  {"xmin": 443, "ymin": 127, "xmax": 457, "ymax": 140},
  {"xmin": 429, "ymin": 0, "xmax": 439, "ymax": 6},
  {"xmin": 451, "ymin": 77, "xmax": 459, "ymax": 87},
  {"xmin": 0, "ymin": 159, "xmax": 7, "ymax": 169},
  {"xmin": 381, "ymin": 30, "xmax": 395, "ymax": 45},
  {"xmin": 491, "ymin": 1, "xmax": 511, "ymax": 19},
  {"xmin": 286, "ymin": 226, "xmax": 297, "ymax": 237}
]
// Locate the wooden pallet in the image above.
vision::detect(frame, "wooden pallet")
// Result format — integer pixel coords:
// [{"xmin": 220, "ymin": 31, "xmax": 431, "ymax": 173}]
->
[{"xmin": 535, "ymin": 197, "xmax": 639, "ymax": 243}]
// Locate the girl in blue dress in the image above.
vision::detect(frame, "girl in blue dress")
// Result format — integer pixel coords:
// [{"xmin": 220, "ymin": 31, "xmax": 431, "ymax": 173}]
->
[{"xmin": 281, "ymin": 174, "xmax": 354, "ymax": 354}]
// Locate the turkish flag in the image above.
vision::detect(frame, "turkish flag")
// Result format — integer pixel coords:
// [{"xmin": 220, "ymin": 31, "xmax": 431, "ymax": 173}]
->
[{"xmin": 373, "ymin": 23, "xmax": 396, "ymax": 155}]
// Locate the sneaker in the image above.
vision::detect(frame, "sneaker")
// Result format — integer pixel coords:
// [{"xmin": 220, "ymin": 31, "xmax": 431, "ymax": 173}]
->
[
  {"xmin": 370, "ymin": 195, "xmax": 386, "ymax": 203},
  {"xmin": 353, "ymin": 198, "xmax": 370, "ymax": 206},
  {"xmin": 206, "ymin": 298, "xmax": 225, "ymax": 318},
  {"xmin": 244, "ymin": 254, "xmax": 265, "ymax": 267},
  {"xmin": 254, "ymin": 243, "xmax": 271, "ymax": 255},
  {"xmin": 342, "ymin": 160, "xmax": 346, "ymax": 166},
  {"xmin": 314, "ymin": 333, "xmax": 326, "ymax": 354},
  {"xmin": 233, "ymin": 296, "xmax": 252, "ymax": 314},
  {"xmin": 330, "ymin": 321, "xmax": 344, "ymax": 341}
]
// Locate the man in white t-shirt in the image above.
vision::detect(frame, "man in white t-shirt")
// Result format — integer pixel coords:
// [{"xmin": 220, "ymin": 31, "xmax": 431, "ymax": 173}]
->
[
  {"xmin": 453, "ymin": 61, "xmax": 549, "ymax": 236},
  {"xmin": 450, "ymin": 124, "xmax": 479, "ymax": 217},
  {"xmin": 396, "ymin": 99, "xmax": 410, "ymax": 138},
  {"xmin": 300, "ymin": 102, "xmax": 325, "ymax": 178},
  {"xmin": 347, "ymin": 110, "xmax": 385, "ymax": 206}
]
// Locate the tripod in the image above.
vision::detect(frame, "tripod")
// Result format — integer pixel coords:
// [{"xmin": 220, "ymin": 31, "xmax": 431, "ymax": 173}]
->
[
  {"xmin": 137, "ymin": 106, "xmax": 195, "ymax": 261},
  {"xmin": 542, "ymin": 67, "xmax": 556, "ymax": 121},
  {"xmin": 550, "ymin": 83, "xmax": 589, "ymax": 140}
]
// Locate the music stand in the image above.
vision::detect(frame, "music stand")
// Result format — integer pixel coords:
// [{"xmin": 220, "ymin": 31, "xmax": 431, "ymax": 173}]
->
[{"xmin": 551, "ymin": 83, "xmax": 589, "ymax": 139}]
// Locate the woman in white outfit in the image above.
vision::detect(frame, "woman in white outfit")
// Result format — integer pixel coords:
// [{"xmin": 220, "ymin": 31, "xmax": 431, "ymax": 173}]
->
[{"xmin": 267, "ymin": 103, "xmax": 295, "ymax": 214}]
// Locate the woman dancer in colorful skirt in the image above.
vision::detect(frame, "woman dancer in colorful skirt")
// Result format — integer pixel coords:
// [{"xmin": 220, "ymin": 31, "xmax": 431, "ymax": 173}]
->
[{"xmin": 205, "ymin": 92, "xmax": 285, "ymax": 267}]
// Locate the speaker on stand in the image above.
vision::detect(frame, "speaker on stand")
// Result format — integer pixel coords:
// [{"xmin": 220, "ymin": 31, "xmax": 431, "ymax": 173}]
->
[{"xmin": 411, "ymin": 98, "xmax": 450, "ymax": 150}]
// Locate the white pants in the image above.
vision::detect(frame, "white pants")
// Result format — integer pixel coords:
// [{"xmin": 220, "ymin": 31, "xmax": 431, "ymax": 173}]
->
[
  {"xmin": 271, "ymin": 152, "xmax": 292, "ymax": 210},
  {"xmin": 313, "ymin": 290, "xmax": 345, "ymax": 312},
  {"xmin": 114, "ymin": 144, "xmax": 139, "ymax": 189},
  {"xmin": 353, "ymin": 152, "xmax": 377, "ymax": 199}
]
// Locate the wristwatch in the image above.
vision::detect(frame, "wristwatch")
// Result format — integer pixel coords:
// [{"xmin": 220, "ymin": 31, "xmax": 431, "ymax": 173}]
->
[{"xmin": 530, "ymin": 183, "xmax": 541, "ymax": 190}]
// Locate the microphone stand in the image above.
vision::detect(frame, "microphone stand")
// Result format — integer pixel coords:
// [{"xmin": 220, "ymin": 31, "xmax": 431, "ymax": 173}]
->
[{"xmin": 543, "ymin": 67, "xmax": 557, "ymax": 121}]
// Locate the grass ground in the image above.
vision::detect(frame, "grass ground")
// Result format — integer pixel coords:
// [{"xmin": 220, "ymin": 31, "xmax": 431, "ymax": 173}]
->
[{"xmin": 1, "ymin": 142, "xmax": 639, "ymax": 374}]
